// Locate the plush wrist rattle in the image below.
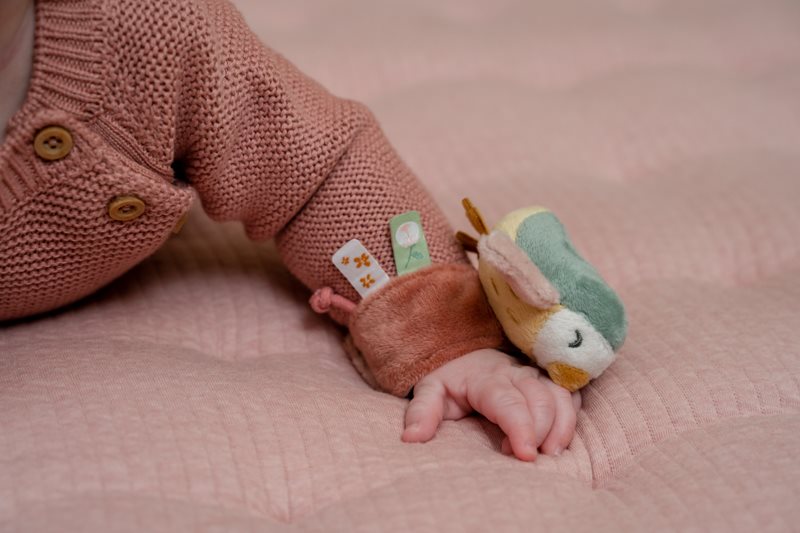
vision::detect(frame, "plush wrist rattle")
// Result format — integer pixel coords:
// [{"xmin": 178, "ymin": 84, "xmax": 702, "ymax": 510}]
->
[{"xmin": 457, "ymin": 199, "xmax": 627, "ymax": 391}]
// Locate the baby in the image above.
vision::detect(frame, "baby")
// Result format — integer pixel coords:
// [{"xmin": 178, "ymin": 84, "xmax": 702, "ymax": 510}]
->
[{"xmin": 0, "ymin": 0, "xmax": 580, "ymax": 461}]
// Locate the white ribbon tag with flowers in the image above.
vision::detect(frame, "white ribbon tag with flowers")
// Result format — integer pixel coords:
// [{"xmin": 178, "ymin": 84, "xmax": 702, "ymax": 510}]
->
[{"xmin": 332, "ymin": 239, "xmax": 390, "ymax": 298}]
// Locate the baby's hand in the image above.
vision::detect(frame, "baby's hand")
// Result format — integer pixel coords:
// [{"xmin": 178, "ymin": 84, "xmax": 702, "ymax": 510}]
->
[{"xmin": 402, "ymin": 349, "xmax": 581, "ymax": 461}]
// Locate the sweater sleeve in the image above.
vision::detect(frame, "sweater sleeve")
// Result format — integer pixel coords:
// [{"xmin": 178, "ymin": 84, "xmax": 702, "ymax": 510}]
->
[{"xmin": 175, "ymin": 0, "xmax": 503, "ymax": 396}]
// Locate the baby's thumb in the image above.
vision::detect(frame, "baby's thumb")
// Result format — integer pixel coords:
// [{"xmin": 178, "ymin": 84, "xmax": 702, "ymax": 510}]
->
[{"xmin": 402, "ymin": 380, "xmax": 446, "ymax": 443}]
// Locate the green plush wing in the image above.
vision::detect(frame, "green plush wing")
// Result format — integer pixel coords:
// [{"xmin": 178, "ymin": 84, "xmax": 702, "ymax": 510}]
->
[{"xmin": 514, "ymin": 212, "xmax": 627, "ymax": 350}]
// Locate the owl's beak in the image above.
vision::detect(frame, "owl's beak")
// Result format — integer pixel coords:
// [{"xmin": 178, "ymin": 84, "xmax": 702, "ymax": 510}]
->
[{"xmin": 546, "ymin": 362, "xmax": 591, "ymax": 392}]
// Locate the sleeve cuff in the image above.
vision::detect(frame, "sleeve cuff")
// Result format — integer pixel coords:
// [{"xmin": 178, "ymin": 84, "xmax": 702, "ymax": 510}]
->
[{"xmin": 348, "ymin": 263, "xmax": 504, "ymax": 396}]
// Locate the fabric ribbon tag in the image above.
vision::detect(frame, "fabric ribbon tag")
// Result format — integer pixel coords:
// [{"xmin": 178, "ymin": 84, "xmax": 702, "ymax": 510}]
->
[
  {"xmin": 390, "ymin": 211, "xmax": 432, "ymax": 275},
  {"xmin": 332, "ymin": 239, "xmax": 390, "ymax": 298}
]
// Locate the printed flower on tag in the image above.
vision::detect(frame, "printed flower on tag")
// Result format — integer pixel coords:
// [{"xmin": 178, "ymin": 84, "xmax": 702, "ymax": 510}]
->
[
  {"xmin": 395, "ymin": 222, "xmax": 421, "ymax": 248},
  {"xmin": 354, "ymin": 253, "xmax": 371, "ymax": 268},
  {"xmin": 396, "ymin": 221, "xmax": 424, "ymax": 270},
  {"xmin": 341, "ymin": 256, "xmax": 350, "ymax": 265},
  {"xmin": 360, "ymin": 273, "xmax": 376, "ymax": 288}
]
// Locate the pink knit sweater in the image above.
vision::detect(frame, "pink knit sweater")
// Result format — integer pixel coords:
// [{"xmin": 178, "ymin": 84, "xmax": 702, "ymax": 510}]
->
[{"xmin": 0, "ymin": 0, "xmax": 502, "ymax": 395}]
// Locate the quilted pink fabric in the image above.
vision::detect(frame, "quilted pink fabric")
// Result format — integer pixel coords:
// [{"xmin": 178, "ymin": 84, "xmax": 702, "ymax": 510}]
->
[{"xmin": 1, "ymin": 0, "xmax": 799, "ymax": 531}]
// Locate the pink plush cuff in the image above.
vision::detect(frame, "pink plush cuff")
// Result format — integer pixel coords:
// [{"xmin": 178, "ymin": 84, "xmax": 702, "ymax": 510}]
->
[{"xmin": 348, "ymin": 263, "xmax": 504, "ymax": 397}]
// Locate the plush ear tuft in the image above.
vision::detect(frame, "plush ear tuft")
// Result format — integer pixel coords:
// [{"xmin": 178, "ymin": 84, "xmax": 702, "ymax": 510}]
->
[
  {"xmin": 455, "ymin": 231, "xmax": 479, "ymax": 253},
  {"xmin": 478, "ymin": 231, "xmax": 560, "ymax": 309},
  {"xmin": 462, "ymin": 198, "xmax": 490, "ymax": 235}
]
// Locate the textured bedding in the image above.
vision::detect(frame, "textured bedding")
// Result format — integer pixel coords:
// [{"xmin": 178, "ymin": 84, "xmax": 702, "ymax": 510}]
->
[{"xmin": 2, "ymin": 0, "xmax": 800, "ymax": 531}]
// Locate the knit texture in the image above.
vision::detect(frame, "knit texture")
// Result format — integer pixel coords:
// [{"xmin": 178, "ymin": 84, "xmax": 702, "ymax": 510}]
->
[{"xmin": 0, "ymin": 0, "xmax": 487, "ymax": 394}]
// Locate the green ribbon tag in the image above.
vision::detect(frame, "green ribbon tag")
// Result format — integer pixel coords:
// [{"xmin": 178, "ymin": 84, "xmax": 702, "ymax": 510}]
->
[{"xmin": 390, "ymin": 210, "xmax": 432, "ymax": 276}]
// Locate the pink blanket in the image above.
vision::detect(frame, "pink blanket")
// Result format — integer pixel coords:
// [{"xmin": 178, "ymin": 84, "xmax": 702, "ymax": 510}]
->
[{"xmin": 2, "ymin": 0, "xmax": 799, "ymax": 531}]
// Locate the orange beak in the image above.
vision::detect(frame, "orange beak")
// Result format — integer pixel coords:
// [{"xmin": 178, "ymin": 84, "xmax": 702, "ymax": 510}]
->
[{"xmin": 546, "ymin": 362, "xmax": 591, "ymax": 392}]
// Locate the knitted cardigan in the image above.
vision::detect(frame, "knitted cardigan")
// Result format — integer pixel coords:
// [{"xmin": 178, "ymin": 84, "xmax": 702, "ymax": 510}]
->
[{"xmin": 0, "ymin": 0, "xmax": 502, "ymax": 396}]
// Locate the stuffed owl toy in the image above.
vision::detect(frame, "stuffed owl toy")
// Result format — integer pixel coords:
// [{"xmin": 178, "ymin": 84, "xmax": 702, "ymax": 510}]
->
[{"xmin": 457, "ymin": 199, "xmax": 627, "ymax": 392}]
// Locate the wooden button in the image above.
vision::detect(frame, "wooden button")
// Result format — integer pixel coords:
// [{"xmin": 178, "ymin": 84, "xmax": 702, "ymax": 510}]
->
[
  {"xmin": 34, "ymin": 126, "xmax": 73, "ymax": 161},
  {"xmin": 172, "ymin": 212, "xmax": 189, "ymax": 234},
  {"xmin": 108, "ymin": 196, "xmax": 146, "ymax": 222}
]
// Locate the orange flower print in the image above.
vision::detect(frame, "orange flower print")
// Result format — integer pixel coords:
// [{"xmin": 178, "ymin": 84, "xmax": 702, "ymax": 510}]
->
[
  {"xmin": 360, "ymin": 274, "xmax": 376, "ymax": 289},
  {"xmin": 354, "ymin": 253, "xmax": 371, "ymax": 268},
  {"xmin": 341, "ymin": 256, "xmax": 350, "ymax": 265}
]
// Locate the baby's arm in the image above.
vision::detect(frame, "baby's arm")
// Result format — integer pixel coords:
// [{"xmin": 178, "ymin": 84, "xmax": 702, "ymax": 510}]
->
[
  {"xmin": 173, "ymin": 0, "xmax": 578, "ymax": 459},
  {"xmin": 174, "ymin": 0, "xmax": 502, "ymax": 391}
]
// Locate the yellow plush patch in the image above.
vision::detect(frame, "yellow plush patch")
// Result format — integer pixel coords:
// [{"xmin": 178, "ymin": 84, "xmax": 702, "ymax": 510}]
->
[
  {"xmin": 478, "ymin": 259, "xmax": 561, "ymax": 356},
  {"xmin": 493, "ymin": 206, "xmax": 550, "ymax": 240}
]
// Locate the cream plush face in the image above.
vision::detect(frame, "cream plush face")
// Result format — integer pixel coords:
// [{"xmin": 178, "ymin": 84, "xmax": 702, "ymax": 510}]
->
[{"xmin": 532, "ymin": 308, "xmax": 615, "ymax": 379}]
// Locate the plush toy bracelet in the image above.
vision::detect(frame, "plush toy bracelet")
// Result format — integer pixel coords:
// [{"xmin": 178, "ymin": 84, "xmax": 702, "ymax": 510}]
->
[{"xmin": 457, "ymin": 199, "xmax": 628, "ymax": 391}]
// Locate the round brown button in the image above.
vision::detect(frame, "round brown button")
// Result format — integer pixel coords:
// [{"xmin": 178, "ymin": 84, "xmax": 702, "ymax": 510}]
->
[
  {"xmin": 34, "ymin": 126, "xmax": 74, "ymax": 161},
  {"xmin": 172, "ymin": 212, "xmax": 189, "ymax": 235},
  {"xmin": 108, "ymin": 196, "xmax": 146, "ymax": 222}
]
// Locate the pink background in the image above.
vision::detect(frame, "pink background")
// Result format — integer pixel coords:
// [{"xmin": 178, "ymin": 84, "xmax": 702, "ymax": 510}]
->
[{"xmin": 2, "ymin": 0, "xmax": 799, "ymax": 530}]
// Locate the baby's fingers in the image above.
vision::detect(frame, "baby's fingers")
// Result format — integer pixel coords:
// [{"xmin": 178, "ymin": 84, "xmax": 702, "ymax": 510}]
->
[
  {"xmin": 473, "ymin": 379, "xmax": 538, "ymax": 461},
  {"xmin": 538, "ymin": 378, "xmax": 578, "ymax": 455},
  {"xmin": 512, "ymin": 374, "xmax": 556, "ymax": 450},
  {"xmin": 402, "ymin": 380, "xmax": 446, "ymax": 443}
]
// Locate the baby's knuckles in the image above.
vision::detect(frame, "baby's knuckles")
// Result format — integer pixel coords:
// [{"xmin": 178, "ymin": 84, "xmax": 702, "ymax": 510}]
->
[
  {"xmin": 474, "ymin": 376, "xmax": 525, "ymax": 413},
  {"xmin": 409, "ymin": 349, "xmax": 579, "ymax": 460}
]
